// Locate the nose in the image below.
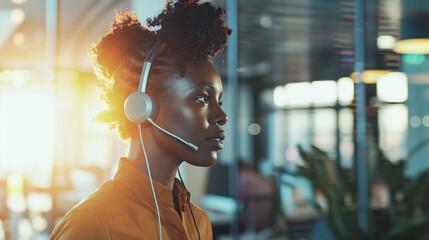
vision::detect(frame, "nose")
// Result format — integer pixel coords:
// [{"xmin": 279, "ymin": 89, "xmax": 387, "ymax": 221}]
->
[{"xmin": 211, "ymin": 105, "xmax": 228, "ymax": 126}]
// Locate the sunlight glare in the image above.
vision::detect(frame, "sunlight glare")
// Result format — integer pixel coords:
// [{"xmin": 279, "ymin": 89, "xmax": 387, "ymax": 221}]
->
[
  {"xmin": 0, "ymin": 87, "xmax": 55, "ymax": 187},
  {"xmin": 6, "ymin": 172, "xmax": 26, "ymax": 212}
]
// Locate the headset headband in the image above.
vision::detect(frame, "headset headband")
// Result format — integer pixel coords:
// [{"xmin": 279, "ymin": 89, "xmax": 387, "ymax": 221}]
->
[{"xmin": 138, "ymin": 41, "xmax": 168, "ymax": 92}]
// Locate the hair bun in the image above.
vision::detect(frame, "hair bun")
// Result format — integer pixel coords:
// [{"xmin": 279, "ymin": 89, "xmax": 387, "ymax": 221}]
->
[
  {"xmin": 147, "ymin": 0, "xmax": 232, "ymax": 71},
  {"xmin": 89, "ymin": 11, "xmax": 156, "ymax": 78}
]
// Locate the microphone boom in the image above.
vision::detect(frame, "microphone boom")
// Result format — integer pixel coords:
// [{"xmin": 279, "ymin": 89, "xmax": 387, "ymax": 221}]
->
[{"xmin": 147, "ymin": 118, "xmax": 198, "ymax": 150}]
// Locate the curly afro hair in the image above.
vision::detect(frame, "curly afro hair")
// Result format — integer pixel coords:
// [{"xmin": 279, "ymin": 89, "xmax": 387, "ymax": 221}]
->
[
  {"xmin": 88, "ymin": 0, "xmax": 231, "ymax": 140},
  {"xmin": 148, "ymin": 0, "xmax": 232, "ymax": 75}
]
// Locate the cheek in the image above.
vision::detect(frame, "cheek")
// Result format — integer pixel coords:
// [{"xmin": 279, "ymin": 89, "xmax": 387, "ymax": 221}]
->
[
  {"xmin": 159, "ymin": 100, "xmax": 208, "ymax": 137},
  {"xmin": 182, "ymin": 107, "xmax": 208, "ymax": 128},
  {"xmin": 176, "ymin": 107, "xmax": 209, "ymax": 140},
  {"xmin": 182, "ymin": 107, "xmax": 195, "ymax": 122}
]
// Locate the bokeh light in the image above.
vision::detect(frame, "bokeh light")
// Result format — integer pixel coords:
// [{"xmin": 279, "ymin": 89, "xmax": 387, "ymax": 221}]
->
[
  {"xmin": 248, "ymin": 123, "xmax": 261, "ymax": 135},
  {"xmin": 422, "ymin": 116, "xmax": 429, "ymax": 127},
  {"xmin": 402, "ymin": 54, "xmax": 426, "ymax": 65},
  {"xmin": 338, "ymin": 77, "xmax": 354, "ymax": 105},
  {"xmin": 284, "ymin": 82, "xmax": 311, "ymax": 108},
  {"xmin": 32, "ymin": 215, "xmax": 48, "ymax": 233},
  {"xmin": 377, "ymin": 35, "xmax": 397, "ymax": 49},
  {"xmin": 259, "ymin": 15, "xmax": 272, "ymax": 28},
  {"xmin": 6, "ymin": 172, "xmax": 26, "ymax": 212},
  {"xmin": 12, "ymin": 32, "xmax": 25, "ymax": 46},
  {"xmin": 394, "ymin": 38, "xmax": 429, "ymax": 54},
  {"xmin": 285, "ymin": 148, "xmax": 298, "ymax": 162},
  {"xmin": 273, "ymin": 85, "xmax": 287, "ymax": 107},
  {"xmin": 11, "ymin": 0, "xmax": 26, "ymax": 4},
  {"xmin": 377, "ymin": 72, "xmax": 408, "ymax": 103},
  {"xmin": 311, "ymin": 80, "xmax": 337, "ymax": 106},
  {"xmin": 410, "ymin": 116, "xmax": 421, "ymax": 128},
  {"xmin": 10, "ymin": 8, "xmax": 25, "ymax": 25}
]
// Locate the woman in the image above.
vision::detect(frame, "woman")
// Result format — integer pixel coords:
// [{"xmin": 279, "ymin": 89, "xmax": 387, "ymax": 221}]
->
[{"xmin": 50, "ymin": 0, "xmax": 231, "ymax": 239}]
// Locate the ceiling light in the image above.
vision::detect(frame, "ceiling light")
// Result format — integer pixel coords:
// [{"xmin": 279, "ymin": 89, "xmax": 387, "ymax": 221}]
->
[
  {"xmin": 311, "ymin": 80, "xmax": 337, "ymax": 106},
  {"xmin": 351, "ymin": 70, "xmax": 391, "ymax": 84},
  {"xmin": 284, "ymin": 82, "xmax": 311, "ymax": 108},
  {"xmin": 393, "ymin": 38, "xmax": 429, "ymax": 54},
  {"xmin": 377, "ymin": 35, "xmax": 397, "ymax": 50},
  {"xmin": 273, "ymin": 85, "xmax": 287, "ymax": 107},
  {"xmin": 337, "ymin": 77, "xmax": 354, "ymax": 105},
  {"xmin": 377, "ymin": 72, "xmax": 408, "ymax": 103}
]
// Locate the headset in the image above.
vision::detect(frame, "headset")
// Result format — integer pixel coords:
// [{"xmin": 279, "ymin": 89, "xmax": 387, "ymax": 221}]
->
[
  {"xmin": 124, "ymin": 41, "xmax": 197, "ymax": 150},
  {"xmin": 124, "ymin": 41, "xmax": 201, "ymax": 240}
]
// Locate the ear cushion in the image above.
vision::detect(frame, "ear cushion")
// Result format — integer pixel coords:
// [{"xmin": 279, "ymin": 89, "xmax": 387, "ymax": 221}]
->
[
  {"xmin": 149, "ymin": 94, "xmax": 159, "ymax": 121},
  {"xmin": 124, "ymin": 91, "xmax": 158, "ymax": 123}
]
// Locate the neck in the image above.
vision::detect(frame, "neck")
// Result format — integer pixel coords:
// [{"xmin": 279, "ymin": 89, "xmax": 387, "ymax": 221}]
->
[{"xmin": 128, "ymin": 132, "xmax": 180, "ymax": 190}]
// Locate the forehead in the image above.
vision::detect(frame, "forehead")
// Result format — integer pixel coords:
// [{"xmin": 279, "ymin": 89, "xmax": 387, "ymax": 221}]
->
[
  {"xmin": 183, "ymin": 61, "xmax": 223, "ymax": 91},
  {"xmin": 158, "ymin": 61, "xmax": 223, "ymax": 98}
]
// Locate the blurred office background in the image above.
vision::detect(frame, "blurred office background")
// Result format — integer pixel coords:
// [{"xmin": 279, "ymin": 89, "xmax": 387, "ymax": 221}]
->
[{"xmin": 1, "ymin": 0, "xmax": 429, "ymax": 239}]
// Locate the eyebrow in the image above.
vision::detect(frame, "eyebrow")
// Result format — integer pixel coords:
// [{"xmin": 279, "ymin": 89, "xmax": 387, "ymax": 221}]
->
[
  {"xmin": 189, "ymin": 82, "xmax": 216, "ymax": 90},
  {"xmin": 189, "ymin": 82, "xmax": 223, "ymax": 100}
]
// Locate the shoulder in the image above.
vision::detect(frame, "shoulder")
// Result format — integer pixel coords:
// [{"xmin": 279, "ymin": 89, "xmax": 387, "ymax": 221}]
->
[
  {"xmin": 50, "ymin": 180, "xmax": 123, "ymax": 240},
  {"xmin": 71, "ymin": 180, "xmax": 126, "ymax": 214},
  {"xmin": 50, "ymin": 210, "xmax": 109, "ymax": 240}
]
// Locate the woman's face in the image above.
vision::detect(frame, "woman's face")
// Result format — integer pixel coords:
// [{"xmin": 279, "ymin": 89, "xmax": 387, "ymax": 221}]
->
[{"xmin": 152, "ymin": 61, "xmax": 228, "ymax": 167}]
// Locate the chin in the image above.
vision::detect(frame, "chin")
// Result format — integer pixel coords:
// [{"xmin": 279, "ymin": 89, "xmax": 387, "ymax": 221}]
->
[
  {"xmin": 205, "ymin": 158, "xmax": 217, "ymax": 167},
  {"xmin": 190, "ymin": 152, "xmax": 217, "ymax": 167},
  {"xmin": 205, "ymin": 151, "xmax": 218, "ymax": 166}
]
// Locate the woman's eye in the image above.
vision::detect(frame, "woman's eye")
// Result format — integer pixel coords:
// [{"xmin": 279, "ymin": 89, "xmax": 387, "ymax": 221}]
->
[{"xmin": 196, "ymin": 95, "xmax": 209, "ymax": 103}]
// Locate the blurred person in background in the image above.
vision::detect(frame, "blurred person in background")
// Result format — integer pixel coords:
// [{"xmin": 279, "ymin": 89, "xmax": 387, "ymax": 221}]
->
[{"xmin": 50, "ymin": 0, "xmax": 231, "ymax": 239}]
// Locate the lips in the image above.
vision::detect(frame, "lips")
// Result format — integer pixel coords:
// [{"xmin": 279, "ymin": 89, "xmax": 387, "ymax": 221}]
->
[{"xmin": 205, "ymin": 131, "xmax": 225, "ymax": 150}]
